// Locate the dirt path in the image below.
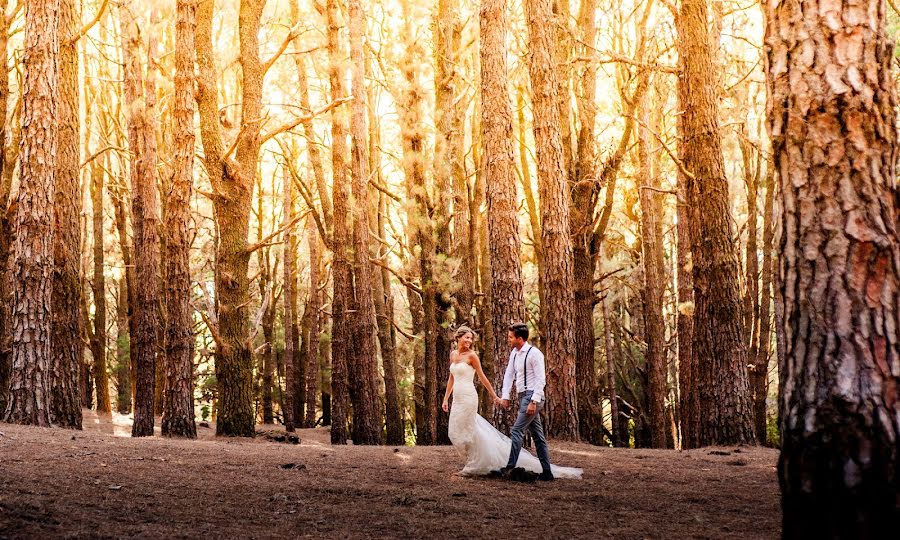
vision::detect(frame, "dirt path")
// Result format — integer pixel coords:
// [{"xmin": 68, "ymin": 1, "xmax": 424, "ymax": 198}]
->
[{"xmin": 0, "ymin": 411, "xmax": 780, "ymax": 539}]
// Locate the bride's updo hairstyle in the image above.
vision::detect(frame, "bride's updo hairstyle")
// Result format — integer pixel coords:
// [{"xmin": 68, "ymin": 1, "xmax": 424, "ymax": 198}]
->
[{"xmin": 454, "ymin": 325, "xmax": 477, "ymax": 342}]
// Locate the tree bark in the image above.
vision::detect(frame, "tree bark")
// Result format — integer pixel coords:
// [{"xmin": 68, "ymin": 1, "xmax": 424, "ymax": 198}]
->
[
  {"xmin": 752, "ymin": 165, "xmax": 774, "ymax": 444},
  {"xmin": 161, "ymin": 0, "xmax": 198, "ymax": 438},
  {"xmin": 766, "ymin": 0, "xmax": 900, "ymax": 533},
  {"xmin": 346, "ymin": 0, "xmax": 384, "ymax": 445},
  {"xmin": 523, "ymin": 0, "xmax": 579, "ymax": 440},
  {"xmin": 89, "ymin": 151, "xmax": 111, "ymax": 415},
  {"xmin": 0, "ymin": 0, "xmax": 10, "ymax": 416},
  {"xmin": 326, "ymin": 0, "xmax": 351, "ymax": 444},
  {"xmin": 601, "ymin": 294, "xmax": 620, "ymax": 447},
  {"xmin": 480, "ymin": 0, "xmax": 526, "ymax": 435},
  {"xmin": 676, "ymin": 0, "xmax": 755, "ymax": 446},
  {"xmin": 50, "ymin": 0, "xmax": 83, "ymax": 428},
  {"xmin": 304, "ymin": 216, "xmax": 321, "ymax": 428},
  {"xmin": 281, "ymin": 162, "xmax": 298, "ymax": 432},
  {"xmin": 115, "ymin": 279, "xmax": 131, "ymax": 414},
  {"xmin": 637, "ymin": 98, "xmax": 667, "ymax": 449},
  {"xmin": 3, "ymin": 0, "xmax": 59, "ymax": 427},
  {"xmin": 121, "ymin": 1, "xmax": 162, "ymax": 437}
]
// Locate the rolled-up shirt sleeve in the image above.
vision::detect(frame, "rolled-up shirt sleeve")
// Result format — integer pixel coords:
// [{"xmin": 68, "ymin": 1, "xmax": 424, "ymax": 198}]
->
[
  {"xmin": 500, "ymin": 350, "xmax": 516, "ymax": 400},
  {"xmin": 530, "ymin": 348, "xmax": 546, "ymax": 403}
]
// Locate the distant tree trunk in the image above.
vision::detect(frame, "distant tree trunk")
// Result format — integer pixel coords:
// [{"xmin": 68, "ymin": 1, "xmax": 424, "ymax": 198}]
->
[
  {"xmin": 121, "ymin": 1, "xmax": 162, "ymax": 437},
  {"xmin": 49, "ymin": 0, "xmax": 83, "ymax": 428},
  {"xmin": 601, "ymin": 294, "xmax": 620, "ymax": 447},
  {"xmin": 523, "ymin": 0, "xmax": 579, "ymax": 440},
  {"xmin": 89, "ymin": 155, "xmax": 111, "ymax": 415},
  {"xmin": 326, "ymin": 0, "xmax": 351, "ymax": 444},
  {"xmin": 115, "ymin": 279, "xmax": 131, "ymax": 414},
  {"xmin": 766, "ymin": 0, "xmax": 900, "ymax": 533},
  {"xmin": 515, "ymin": 87, "xmax": 544, "ymax": 334},
  {"xmin": 346, "ymin": 0, "xmax": 384, "ymax": 445},
  {"xmin": 304, "ymin": 216, "xmax": 321, "ymax": 428},
  {"xmin": 752, "ymin": 165, "xmax": 774, "ymax": 444},
  {"xmin": 3, "ymin": 0, "xmax": 58, "ymax": 426},
  {"xmin": 480, "ymin": 0, "xmax": 526, "ymax": 434},
  {"xmin": 161, "ymin": 0, "xmax": 198, "ymax": 439},
  {"xmin": 109, "ymin": 184, "xmax": 136, "ymax": 409},
  {"xmin": 676, "ymin": 0, "xmax": 755, "ymax": 446},
  {"xmin": 281, "ymin": 162, "xmax": 298, "ymax": 432},
  {"xmin": 637, "ymin": 98, "xmax": 667, "ymax": 449},
  {"xmin": 367, "ymin": 83, "xmax": 403, "ymax": 445}
]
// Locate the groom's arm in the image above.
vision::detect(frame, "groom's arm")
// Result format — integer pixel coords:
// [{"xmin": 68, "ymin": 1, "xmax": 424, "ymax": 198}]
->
[
  {"xmin": 530, "ymin": 349, "xmax": 546, "ymax": 403},
  {"xmin": 500, "ymin": 352, "xmax": 515, "ymax": 400}
]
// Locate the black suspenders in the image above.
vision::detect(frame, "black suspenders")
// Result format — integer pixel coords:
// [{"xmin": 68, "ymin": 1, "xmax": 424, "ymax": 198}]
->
[{"xmin": 522, "ymin": 346, "xmax": 532, "ymax": 391}]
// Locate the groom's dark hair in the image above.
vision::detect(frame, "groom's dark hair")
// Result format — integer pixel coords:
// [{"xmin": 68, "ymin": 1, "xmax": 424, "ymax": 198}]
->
[{"xmin": 508, "ymin": 322, "xmax": 529, "ymax": 341}]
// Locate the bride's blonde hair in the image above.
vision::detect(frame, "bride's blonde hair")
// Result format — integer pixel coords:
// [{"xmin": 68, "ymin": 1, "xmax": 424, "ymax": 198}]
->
[{"xmin": 454, "ymin": 325, "xmax": 477, "ymax": 341}]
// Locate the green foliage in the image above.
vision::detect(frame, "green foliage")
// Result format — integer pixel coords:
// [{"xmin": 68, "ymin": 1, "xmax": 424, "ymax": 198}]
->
[{"xmin": 765, "ymin": 414, "xmax": 780, "ymax": 448}]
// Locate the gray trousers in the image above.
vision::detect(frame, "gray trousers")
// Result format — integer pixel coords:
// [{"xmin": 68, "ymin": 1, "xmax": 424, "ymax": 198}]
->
[{"xmin": 506, "ymin": 391, "xmax": 551, "ymax": 473}]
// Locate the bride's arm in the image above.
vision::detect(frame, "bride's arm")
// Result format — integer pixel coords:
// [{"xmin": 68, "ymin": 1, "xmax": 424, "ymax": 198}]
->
[
  {"xmin": 442, "ymin": 373, "xmax": 454, "ymax": 412},
  {"xmin": 471, "ymin": 355, "xmax": 498, "ymax": 401}
]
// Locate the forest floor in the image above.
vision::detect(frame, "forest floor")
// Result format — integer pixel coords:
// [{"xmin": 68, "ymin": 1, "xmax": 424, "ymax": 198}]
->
[{"xmin": 0, "ymin": 410, "xmax": 780, "ymax": 539}]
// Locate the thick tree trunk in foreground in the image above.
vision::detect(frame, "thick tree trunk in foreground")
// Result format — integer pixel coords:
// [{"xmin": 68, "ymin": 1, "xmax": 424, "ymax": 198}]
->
[
  {"xmin": 523, "ymin": 0, "xmax": 579, "ymax": 440},
  {"xmin": 162, "ymin": 0, "xmax": 198, "ymax": 439},
  {"xmin": 3, "ymin": 0, "xmax": 59, "ymax": 427},
  {"xmin": 49, "ymin": 0, "xmax": 83, "ymax": 429},
  {"xmin": 480, "ymin": 0, "xmax": 526, "ymax": 434},
  {"xmin": 766, "ymin": 0, "xmax": 900, "ymax": 533},
  {"xmin": 676, "ymin": 0, "xmax": 755, "ymax": 446},
  {"xmin": 676, "ymin": 169, "xmax": 698, "ymax": 449}
]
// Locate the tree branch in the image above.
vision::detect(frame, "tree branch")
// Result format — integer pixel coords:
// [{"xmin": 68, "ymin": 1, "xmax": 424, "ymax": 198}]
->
[{"xmin": 72, "ymin": 0, "xmax": 110, "ymax": 43}]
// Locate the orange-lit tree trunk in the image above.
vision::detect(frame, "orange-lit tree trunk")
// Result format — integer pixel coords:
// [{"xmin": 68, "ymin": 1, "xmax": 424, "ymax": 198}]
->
[
  {"xmin": 676, "ymin": 0, "xmax": 755, "ymax": 446},
  {"xmin": 3, "ymin": 0, "xmax": 59, "ymax": 426},
  {"xmin": 523, "ymin": 0, "xmax": 579, "ymax": 440},
  {"xmin": 161, "ymin": 0, "xmax": 198, "ymax": 438},
  {"xmin": 480, "ymin": 0, "xmax": 526, "ymax": 434},
  {"xmin": 766, "ymin": 0, "xmax": 900, "ymax": 533}
]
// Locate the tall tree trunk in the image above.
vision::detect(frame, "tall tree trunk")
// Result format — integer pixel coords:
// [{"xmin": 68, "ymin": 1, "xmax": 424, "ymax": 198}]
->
[
  {"xmin": 161, "ymin": 0, "xmax": 198, "ymax": 438},
  {"xmin": 304, "ymin": 215, "xmax": 321, "ymax": 428},
  {"xmin": 281, "ymin": 162, "xmax": 298, "ymax": 432},
  {"xmin": 766, "ymin": 0, "xmax": 900, "ymax": 533},
  {"xmin": 480, "ymin": 0, "xmax": 526, "ymax": 434},
  {"xmin": 346, "ymin": 0, "xmax": 384, "ymax": 445},
  {"xmin": 3, "ymin": 0, "xmax": 59, "ymax": 426},
  {"xmin": 675, "ymin": 0, "xmax": 755, "ymax": 446},
  {"xmin": 195, "ymin": 0, "xmax": 262, "ymax": 437},
  {"xmin": 115, "ymin": 279, "xmax": 132, "ymax": 414},
  {"xmin": 637, "ymin": 97, "xmax": 667, "ymax": 449},
  {"xmin": 90, "ymin": 154, "xmax": 111, "ymax": 414},
  {"xmin": 523, "ymin": 0, "xmax": 579, "ymax": 440},
  {"xmin": 752, "ymin": 165, "xmax": 774, "ymax": 444},
  {"xmin": 50, "ymin": 0, "xmax": 83, "ymax": 429},
  {"xmin": 0, "ymin": 0, "xmax": 10, "ymax": 416},
  {"xmin": 110, "ymin": 183, "xmax": 137, "ymax": 409},
  {"xmin": 121, "ymin": 1, "xmax": 162, "ymax": 437},
  {"xmin": 326, "ymin": 0, "xmax": 351, "ymax": 444},
  {"xmin": 601, "ymin": 294, "xmax": 620, "ymax": 447}
]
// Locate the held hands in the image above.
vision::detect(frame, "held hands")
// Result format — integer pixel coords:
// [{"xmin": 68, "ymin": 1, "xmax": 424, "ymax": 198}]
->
[{"xmin": 496, "ymin": 398, "xmax": 510, "ymax": 410}]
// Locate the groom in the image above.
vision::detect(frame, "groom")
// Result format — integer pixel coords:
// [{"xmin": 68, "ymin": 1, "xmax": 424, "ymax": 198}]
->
[{"xmin": 494, "ymin": 322, "xmax": 554, "ymax": 481}]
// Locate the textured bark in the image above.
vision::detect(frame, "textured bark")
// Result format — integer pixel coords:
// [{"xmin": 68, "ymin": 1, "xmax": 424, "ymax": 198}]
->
[
  {"xmin": 523, "ymin": 0, "xmax": 579, "ymax": 440},
  {"xmin": 195, "ymin": 0, "xmax": 261, "ymax": 437},
  {"xmin": 89, "ymin": 154, "xmax": 110, "ymax": 415},
  {"xmin": 121, "ymin": 2, "xmax": 161, "ymax": 437},
  {"xmin": 753, "ymin": 165, "xmax": 775, "ymax": 443},
  {"xmin": 570, "ymin": 0, "xmax": 603, "ymax": 446},
  {"xmin": 0, "ymin": 0, "xmax": 8, "ymax": 412},
  {"xmin": 676, "ymin": 0, "xmax": 755, "ymax": 446},
  {"xmin": 765, "ymin": 0, "xmax": 900, "ymax": 533},
  {"xmin": 255, "ymin": 185, "xmax": 277, "ymax": 426},
  {"xmin": 347, "ymin": 0, "xmax": 384, "ymax": 445},
  {"xmin": 637, "ymin": 101, "xmax": 667, "ymax": 449},
  {"xmin": 161, "ymin": 0, "xmax": 198, "ymax": 439},
  {"xmin": 3, "ymin": 0, "xmax": 58, "ymax": 427},
  {"xmin": 281, "ymin": 163, "xmax": 298, "ymax": 432},
  {"xmin": 326, "ymin": 0, "xmax": 350, "ymax": 444},
  {"xmin": 304, "ymin": 216, "xmax": 321, "ymax": 428},
  {"xmin": 480, "ymin": 0, "xmax": 526, "ymax": 435},
  {"xmin": 50, "ymin": 0, "xmax": 83, "ymax": 428}
]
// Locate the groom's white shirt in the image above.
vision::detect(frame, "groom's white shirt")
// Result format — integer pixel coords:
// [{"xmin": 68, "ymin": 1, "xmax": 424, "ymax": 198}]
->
[{"xmin": 500, "ymin": 342, "xmax": 546, "ymax": 403}]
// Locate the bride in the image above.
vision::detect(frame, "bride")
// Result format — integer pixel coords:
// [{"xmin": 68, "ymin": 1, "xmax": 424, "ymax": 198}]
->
[{"xmin": 441, "ymin": 326, "xmax": 582, "ymax": 479}]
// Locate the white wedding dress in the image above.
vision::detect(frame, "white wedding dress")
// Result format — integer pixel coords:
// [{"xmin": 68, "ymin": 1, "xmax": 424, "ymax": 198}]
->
[{"xmin": 447, "ymin": 361, "xmax": 582, "ymax": 479}]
